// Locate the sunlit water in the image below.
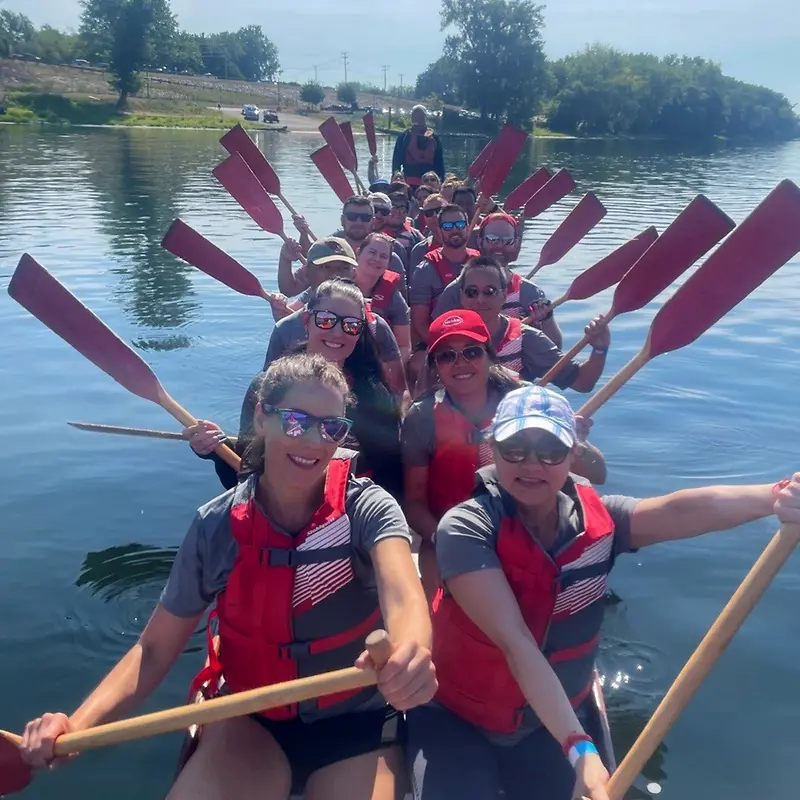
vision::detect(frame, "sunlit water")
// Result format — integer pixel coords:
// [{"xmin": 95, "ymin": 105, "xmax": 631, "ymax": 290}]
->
[{"xmin": 1, "ymin": 125, "xmax": 799, "ymax": 798}]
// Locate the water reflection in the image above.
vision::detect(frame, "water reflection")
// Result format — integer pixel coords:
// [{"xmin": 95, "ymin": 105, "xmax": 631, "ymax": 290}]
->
[{"xmin": 76, "ymin": 542, "xmax": 177, "ymax": 600}]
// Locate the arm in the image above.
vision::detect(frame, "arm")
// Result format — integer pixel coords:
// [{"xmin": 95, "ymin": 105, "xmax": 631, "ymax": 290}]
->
[
  {"xmin": 539, "ymin": 314, "xmax": 563, "ymax": 349},
  {"xmin": 410, "ymin": 304, "xmax": 431, "ymax": 345},
  {"xmin": 392, "ymin": 132, "xmax": 406, "ymax": 174},
  {"xmin": 276, "ymin": 239, "xmax": 309, "ymax": 297},
  {"xmin": 433, "ymin": 134, "xmax": 445, "ymax": 180},
  {"xmin": 393, "ymin": 324, "xmax": 412, "ymax": 363},
  {"xmin": 566, "ymin": 316, "xmax": 610, "ymax": 393},
  {"xmin": 368, "ymin": 154, "xmax": 380, "ymax": 185},
  {"xmin": 403, "ymin": 465, "xmax": 438, "ymax": 540}
]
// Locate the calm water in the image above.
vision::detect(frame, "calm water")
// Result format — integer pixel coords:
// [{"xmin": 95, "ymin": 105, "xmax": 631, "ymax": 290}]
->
[{"xmin": 1, "ymin": 125, "xmax": 799, "ymax": 799}]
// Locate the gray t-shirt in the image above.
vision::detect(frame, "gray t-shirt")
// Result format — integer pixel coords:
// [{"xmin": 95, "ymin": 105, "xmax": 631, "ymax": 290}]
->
[
  {"xmin": 410, "ymin": 238, "xmax": 436, "ymax": 271},
  {"xmin": 434, "ymin": 274, "xmax": 547, "ymax": 320},
  {"xmin": 372, "ymin": 286, "xmax": 411, "ymax": 328},
  {"xmin": 161, "ymin": 470, "xmax": 411, "ymax": 618},
  {"xmin": 409, "ymin": 253, "xmax": 470, "ymax": 307},
  {"xmin": 264, "ymin": 308, "xmax": 401, "ymax": 368}
]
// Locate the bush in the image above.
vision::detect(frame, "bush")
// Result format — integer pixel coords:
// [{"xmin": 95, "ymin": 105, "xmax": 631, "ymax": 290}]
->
[
  {"xmin": 300, "ymin": 81, "xmax": 324, "ymax": 107},
  {"xmin": 336, "ymin": 82, "xmax": 357, "ymax": 109}
]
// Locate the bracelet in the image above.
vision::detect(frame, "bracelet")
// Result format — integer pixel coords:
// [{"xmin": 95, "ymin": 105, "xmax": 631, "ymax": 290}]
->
[
  {"xmin": 773, "ymin": 477, "xmax": 792, "ymax": 497},
  {"xmin": 562, "ymin": 732, "xmax": 593, "ymax": 757},
  {"xmin": 568, "ymin": 740, "xmax": 600, "ymax": 768},
  {"xmin": 591, "ymin": 346, "xmax": 608, "ymax": 355}
]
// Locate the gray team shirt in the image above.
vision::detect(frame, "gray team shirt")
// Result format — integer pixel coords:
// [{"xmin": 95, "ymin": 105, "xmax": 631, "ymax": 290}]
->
[
  {"xmin": 409, "ymin": 253, "xmax": 471, "ymax": 307},
  {"xmin": 371, "ymin": 286, "xmax": 411, "ymax": 328},
  {"xmin": 433, "ymin": 275, "xmax": 547, "ymax": 320},
  {"xmin": 161, "ymin": 469, "xmax": 412, "ymax": 618}
]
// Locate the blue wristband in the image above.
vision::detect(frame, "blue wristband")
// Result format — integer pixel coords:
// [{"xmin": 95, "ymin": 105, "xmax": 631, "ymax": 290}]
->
[
  {"xmin": 591, "ymin": 346, "xmax": 608, "ymax": 355},
  {"xmin": 568, "ymin": 740, "xmax": 599, "ymax": 767}
]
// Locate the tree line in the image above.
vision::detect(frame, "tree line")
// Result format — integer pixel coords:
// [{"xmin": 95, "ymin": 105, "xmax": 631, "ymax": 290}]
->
[
  {"xmin": 1, "ymin": 1, "xmax": 279, "ymax": 107},
  {"xmin": 416, "ymin": 0, "xmax": 799, "ymax": 141}
]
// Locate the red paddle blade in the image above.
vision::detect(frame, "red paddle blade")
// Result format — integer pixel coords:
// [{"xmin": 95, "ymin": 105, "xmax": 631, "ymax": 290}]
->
[
  {"xmin": 219, "ymin": 124, "xmax": 280, "ymax": 196},
  {"xmin": 649, "ymin": 179, "xmax": 800, "ymax": 357},
  {"xmin": 564, "ymin": 226, "xmax": 659, "ymax": 302},
  {"xmin": 7, "ymin": 255, "xmax": 164, "ymax": 404},
  {"xmin": 213, "ymin": 153, "xmax": 286, "ymax": 237},
  {"xmin": 478, "ymin": 124, "xmax": 529, "ymax": 197},
  {"xmin": 311, "ymin": 145, "xmax": 355, "ymax": 203},
  {"xmin": 612, "ymin": 195, "xmax": 735, "ymax": 315},
  {"xmin": 162, "ymin": 220, "xmax": 265, "ymax": 299},
  {"xmin": 339, "ymin": 121, "xmax": 358, "ymax": 169},
  {"xmin": 537, "ymin": 192, "xmax": 607, "ymax": 269},
  {"xmin": 468, "ymin": 140, "xmax": 495, "ymax": 180},
  {"xmin": 363, "ymin": 112, "xmax": 377, "ymax": 157},
  {"xmin": 523, "ymin": 169, "xmax": 576, "ymax": 218},
  {"xmin": 503, "ymin": 167, "xmax": 552, "ymax": 211},
  {"xmin": 319, "ymin": 116, "xmax": 357, "ymax": 173},
  {"xmin": 0, "ymin": 733, "xmax": 31, "ymax": 795}
]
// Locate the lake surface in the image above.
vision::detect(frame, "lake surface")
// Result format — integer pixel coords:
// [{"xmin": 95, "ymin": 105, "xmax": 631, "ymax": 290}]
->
[{"xmin": 0, "ymin": 124, "xmax": 798, "ymax": 799}]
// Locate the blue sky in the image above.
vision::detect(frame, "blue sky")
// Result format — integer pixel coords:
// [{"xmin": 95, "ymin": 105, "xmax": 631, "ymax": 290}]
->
[{"xmin": 5, "ymin": 0, "xmax": 799, "ymax": 103}]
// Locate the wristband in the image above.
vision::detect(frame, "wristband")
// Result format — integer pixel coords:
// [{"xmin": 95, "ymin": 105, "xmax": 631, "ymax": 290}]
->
[
  {"xmin": 562, "ymin": 732, "xmax": 593, "ymax": 757},
  {"xmin": 568, "ymin": 740, "xmax": 599, "ymax": 768},
  {"xmin": 591, "ymin": 346, "xmax": 608, "ymax": 355}
]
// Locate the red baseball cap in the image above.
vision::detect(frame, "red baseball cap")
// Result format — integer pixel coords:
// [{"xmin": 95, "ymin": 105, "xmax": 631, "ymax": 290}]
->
[
  {"xmin": 478, "ymin": 211, "xmax": 519, "ymax": 233},
  {"xmin": 427, "ymin": 310, "xmax": 491, "ymax": 351}
]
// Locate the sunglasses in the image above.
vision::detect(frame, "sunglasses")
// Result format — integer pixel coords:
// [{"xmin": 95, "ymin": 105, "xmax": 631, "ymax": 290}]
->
[
  {"xmin": 441, "ymin": 220, "xmax": 468, "ymax": 231},
  {"xmin": 432, "ymin": 344, "xmax": 486, "ymax": 366},
  {"xmin": 311, "ymin": 309, "xmax": 365, "ymax": 336},
  {"xmin": 482, "ymin": 233, "xmax": 517, "ymax": 246},
  {"xmin": 464, "ymin": 285, "xmax": 500, "ymax": 299},
  {"xmin": 496, "ymin": 438, "xmax": 571, "ymax": 466},
  {"xmin": 344, "ymin": 211, "xmax": 373, "ymax": 223},
  {"xmin": 373, "ymin": 207, "xmax": 391, "ymax": 217},
  {"xmin": 261, "ymin": 404, "xmax": 353, "ymax": 445},
  {"xmin": 391, "ymin": 204, "xmax": 409, "ymax": 213},
  {"xmin": 423, "ymin": 207, "xmax": 443, "ymax": 218}
]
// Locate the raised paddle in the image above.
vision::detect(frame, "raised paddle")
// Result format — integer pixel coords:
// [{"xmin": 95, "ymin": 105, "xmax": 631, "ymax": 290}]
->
[
  {"xmin": 607, "ymin": 522, "xmax": 800, "ymax": 800},
  {"xmin": 66, "ymin": 421, "xmax": 235, "ymax": 442},
  {"xmin": 0, "ymin": 631, "xmax": 392, "ymax": 796},
  {"xmin": 467, "ymin": 139, "xmax": 495, "ymax": 182},
  {"xmin": 537, "ymin": 194, "xmax": 735, "ymax": 387},
  {"xmin": 319, "ymin": 116, "xmax": 366, "ymax": 193},
  {"xmin": 577, "ymin": 179, "xmax": 800, "ymax": 418},
  {"xmin": 522, "ymin": 168, "xmax": 577, "ymax": 219},
  {"xmin": 311, "ymin": 144, "xmax": 356, "ymax": 204},
  {"xmin": 503, "ymin": 167, "xmax": 552, "ymax": 212},
  {"xmin": 525, "ymin": 192, "xmax": 608, "ymax": 279},
  {"xmin": 7, "ymin": 256, "xmax": 241, "ymax": 471},
  {"xmin": 476, "ymin": 123, "xmax": 529, "ymax": 199},
  {"xmin": 549, "ymin": 226, "xmax": 660, "ymax": 309},
  {"xmin": 339, "ymin": 121, "xmax": 358, "ymax": 169},
  {"xmin": 219, "ymin": 124, "xmax": 316, "ymax": 239},
  {"xmin": 362, "ymin": 111, "xmax": 377, "ymax": 157}
]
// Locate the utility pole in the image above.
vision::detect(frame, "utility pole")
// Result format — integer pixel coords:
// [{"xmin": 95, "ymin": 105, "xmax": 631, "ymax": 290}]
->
[
  {"xmin": 382, "ymin": 65, "xmax": 389, "ymax": 92},
  {"xmin": 313, "ymin": 65, "xmax": 318, "ymax": 82},
  {"xmin": 341, "ymin": 52, "xmax": 349, "ymax": 84},
  {"xmin": 399, "ymin": 73, "xmax": 404, "ymax": 95}
]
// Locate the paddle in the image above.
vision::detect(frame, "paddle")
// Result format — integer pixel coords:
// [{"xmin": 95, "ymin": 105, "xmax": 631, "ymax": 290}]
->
[
  {"xmin": 467, "ymin": 139, "xmax": 495, "ymax": 182},
  {"xmin": 311, "ymin": 144, "xmax": 356, "ymax": 204},
  {"xmin": 549, "ymin": 226, "xmax": 659, "ymax": 309},
  {"xmin": 339, "ymin": 121, "xmax": 358, "ymax": 169},
  {"xmin": 577, "ymin": 179, "xmax": 800, "ymax": 418},
  {"xmin": 476, "ymin": 124, "xmax": 529, "ymax": 199},
  {"xmin": 67, "ymin": 421, "xmax": 226, "ymax": 442},
  {"xmin": 525, "ymin": 192, "xmax": 607, "ymax": 279},
  {"xmin": 162, "ymin": 219, "xmax": 287, "ymax": 306},
  {"xmin": 7, "ymin": 256, "xmax": 241, "ymax": 471},
  {"xmin": 522, "ymin": 168, "xmax": 577, "ymax": 219},
  {"xmin": 219, "ymin": 124, "xmax": 315, "ymax": 237},
  {"xmin": 363, "ymin": 111, "xmax": 377, "ymax": 157},
  {"xmin": 319, "ymin": 116, "xmax": 366, "ymax": 193},
  {"xmin": 503, "ymin": 167, "xmax": 552, "ymax": 212},
  {"xmin": 537, "ymin": 194, "xmax": 735, "ymax": 387},
  {"xmin": 0, "ymin": 631, "xmax": 392, "ymax": 796},
  {"xmin": 607, "ymin": 521, "xmax": 800, "ymax": 800}
]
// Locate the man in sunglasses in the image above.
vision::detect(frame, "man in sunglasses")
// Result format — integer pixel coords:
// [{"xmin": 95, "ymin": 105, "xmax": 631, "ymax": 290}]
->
[{"xmin": 381, "ymin": 190, "xmax": 426, "ymax": 270}]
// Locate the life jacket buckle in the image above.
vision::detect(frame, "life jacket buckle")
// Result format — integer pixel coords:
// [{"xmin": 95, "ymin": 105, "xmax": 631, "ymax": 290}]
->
[
  {"xmin": 279, "ymin": 641, "xmax": 312, "ymax": 660},
  {"xmin": 261, "ymin": 548, "xmax": 296, "ymax": 567}
]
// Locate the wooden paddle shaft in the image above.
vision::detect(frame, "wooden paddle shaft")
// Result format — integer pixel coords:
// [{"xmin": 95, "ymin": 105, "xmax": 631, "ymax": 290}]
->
[
  {"xmin": 67, "ymin": 422, "xmax": 238, "ymax": 444},
  {"xmin": 278, "ymin": 194, "xmax": 317, "ymax": 241},
  {"xmin": 577, "ymin": 349, "xmax": 650, "ymax": 419},
  {"xmin": 158, "ymin": 393, "xmax": 241, "ymax": 471},
  {"xmin": 608, "ymin": 522, "xmax": 800, "ymax": 800}
]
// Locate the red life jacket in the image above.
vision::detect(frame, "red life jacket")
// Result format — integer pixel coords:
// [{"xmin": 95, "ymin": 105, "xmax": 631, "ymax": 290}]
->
[
  {"xmin": 431, "ymin": 474, "xmax": 615, "ymax": 734},
  {"xmin": 503, "ymin": 272, "xmax": 524, "ymax": 319},
  {"xmin": 426, "ymin": 247, "xmax": 481, "ymax": 314},
  {"xmin": 495, "ymin": 316, "xmax": 523, "ymax": 376},
  {"xmin": 428, "ymin": 390, "xmax": 496, "ymax": 519},
  {"xmin": 403, "ymin": 131, "xmax": 437, "ymax": 175},
  {"xmin": 191, "ymin": 458, "xmax": 382, "ymax": 721},
  {"xmin": 368, "ymin": 270, "xmax": 402, "ymax": 317}
]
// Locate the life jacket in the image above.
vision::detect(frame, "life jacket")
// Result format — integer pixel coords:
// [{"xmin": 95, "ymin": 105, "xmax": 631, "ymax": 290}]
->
[
  {"xmin": 431, "ymin": 472, "xmax": 615, "ymax": 734},
  {"xmin": 495, "ymin": 316, "xmax": 523, "ymax": 376},
  {"xmin": 403, "ymin": 131, "xmax": 437, "ymax": 181},
  {"xmin": 426, "ymin": 247, "xmax": 481, "ymax": 313},
  {"xmin": 428, "ymin": 389, "xmax": 496, "ymax": 519},
  {"xmin": 191, "ymin": 459, "xmax": 383, "ymax": 721},
  {"xmin": 503, "ymin": 272, "xmax": 524, "ymax": 319},
  {"xmin": 368, "ymin": 270, "xmax": 402, "ymax": 318},
  {"xmin": 363, "ymin": 300, "xmax": 380, "ymax": 338}
]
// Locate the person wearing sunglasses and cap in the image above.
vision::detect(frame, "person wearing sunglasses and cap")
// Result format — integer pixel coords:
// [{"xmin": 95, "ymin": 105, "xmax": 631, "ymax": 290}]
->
[
  {"xmin": 405, "ymin": 382, "xmax": 800, "ymax": 800},
  {"xmin": 20, "ymin": 351, "xmax": 437, "ymax": 800},
  {"xmin": 408, "ymin": 193, "xmax": 446, "ymax": 271},
  {"xmin": 402, "ymin": 311, "xmax": 606, "ymax": 601}
]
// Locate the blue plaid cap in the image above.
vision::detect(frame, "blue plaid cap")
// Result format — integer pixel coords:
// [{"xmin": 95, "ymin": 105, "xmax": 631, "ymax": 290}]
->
[{"xmin": 491, "ymin": 385, "xmax": 576, "ymax": 448}]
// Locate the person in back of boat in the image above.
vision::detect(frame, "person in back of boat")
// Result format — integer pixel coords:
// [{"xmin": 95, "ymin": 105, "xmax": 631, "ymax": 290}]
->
[
  {"xmin": 190, "ymin": 280, "xmax": 405, "ymax": 501},
  {"xmin": 406, "ymin": 383, "xmax": 800, "ymax": 800},
  {"xmin": 457, "ymin": 256, "xmax": 608, "ymax": 391},
  {"xmin": 392, "ymin": 105, "xmax": 445, "ymax": 187},
  {"xmin": 354, "ymin": 232, "xmax": 412, "ymax": 363},
  {"xmin": 21, "ymin": 353, "xmax": 436, "ymax": 800},
  {"xmin": 434, "ymin": 212, "xmax": 564, "ymax": 347},
  {"xmin": 402, "ymin": 311, "xmax": 607, "ymax": 601}
]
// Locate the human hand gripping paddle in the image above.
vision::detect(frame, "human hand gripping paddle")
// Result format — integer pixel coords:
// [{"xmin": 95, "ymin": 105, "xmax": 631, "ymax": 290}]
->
[
  {"xmin": 537, "ymin": 194, "xmax": 736, "ymax": 388},
  {"xmin": 0, "ymin": 631, "xmax": 393, "ymax": 795},
  {"xmin": 319, "ymin": 116, "xmax": 367, "ymax": 194},
  {"xmin": 524, "ymin": 192, "xmax": 608, "ymax": 280},
  {"xmin": 576, "ymin": 178, "xmax": 800, "ymax": 419},
  {"xmin": 362, "ymin": 111, "xmax": 378, "ymax": 157},
  {"xmin": 6, "ymin": 255, "xmax": 241, "ymax": 472},
  {"xmin": 502, "ymin": 166, "xmax": 552, "ymax": 212},
  {"xmin": 219, "ymin": 123, "xmax": 317, "ymax": 240},
  {"xmin": 311, "ymin": 144, "xmax": 356, "ymax": 204}
]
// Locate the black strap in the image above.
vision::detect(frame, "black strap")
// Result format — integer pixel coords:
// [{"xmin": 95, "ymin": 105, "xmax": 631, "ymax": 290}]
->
[
  {"xmin": 557, "ymin": 560, "xmax": 610, "ymax": 590},
  {"xmin": 262, "ymin": 544, "xmax": 352, "ymax": 567}
]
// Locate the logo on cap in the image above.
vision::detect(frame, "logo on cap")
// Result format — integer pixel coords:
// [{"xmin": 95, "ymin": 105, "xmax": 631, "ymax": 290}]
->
[{"xmin": 443, "ymin": 315, "xmax": 463, "ymax": 326}]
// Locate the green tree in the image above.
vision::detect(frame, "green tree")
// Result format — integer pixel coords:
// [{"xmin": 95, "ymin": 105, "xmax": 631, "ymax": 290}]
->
[
  {"xmin": 234, "ymin": 25, "xmax": 279, "ymax": 81},
  {"xmin": 24, "ymin": 25, "xmax": 82, "ymax": 64},
  {"xmin": 337, "ymin": 82, "xmax": 358, "ymax": 109},
  {"xmin": 440, "ymin": 0, "xmax": 547, "ymax": 126},
  {"xmin": 415, "ymin": 55, "xmax": 461, "ymax": 104},
  {"xmin": 0, "ymin": 10, "xmax": 34, "ymax": 57},
  {"xmin": 300, "ymin": 80, "xmax": 325, "ymax": 108}
]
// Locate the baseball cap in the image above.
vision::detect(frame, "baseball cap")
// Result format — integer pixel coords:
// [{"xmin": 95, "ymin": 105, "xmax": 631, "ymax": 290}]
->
[
  {"xmin": 478, "ymin": 211, "xmax": 519, "ymax": 233},
  {"xmin": 427, "ymin": 309, "xmax": 491, "ymax": 352},
  {"xmin": 369, "ymin": 178, "xmax": 390, "ymax": 192},
  {"xmin": 491, "ymin": 385, "xmax": 576, "ymax": 448},
  {"xmin": 369, "ymin": 192, "xmax": 391, "ymax": 210},
  {"xmin": 307, "ymin": 237, "xmax": 357, "ymax": 267}
]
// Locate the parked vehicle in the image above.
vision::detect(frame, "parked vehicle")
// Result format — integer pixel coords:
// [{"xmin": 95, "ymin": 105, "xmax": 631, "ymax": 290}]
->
[{"xmin": 262, "ymin": 110, "xmax": 280, "ymax": 123}]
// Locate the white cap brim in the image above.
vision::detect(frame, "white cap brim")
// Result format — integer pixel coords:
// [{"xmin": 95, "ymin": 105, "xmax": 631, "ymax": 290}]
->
[{"xmin": 492, "ymin": 414, "xmax": 575, "ymax": 449}]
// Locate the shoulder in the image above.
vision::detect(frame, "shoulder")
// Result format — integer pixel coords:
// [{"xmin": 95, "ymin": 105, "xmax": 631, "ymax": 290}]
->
[
  {"xmin": 520, "ymin": 277, "xmax": 546, "ymax": 298},
  {"xmin": 438, "ymin": 491, "xmax": 503, "ymax": 544},
  {"xmin": 274, "ymin": 308, "xmax": 304, "ymax": 332},
  {"xmin": 345, "ymin": 476, "xmax": 411, "ymax": 545},
  {"xmin": 407, "ymin": 392, "xmax": 437, "ymax": 418}
]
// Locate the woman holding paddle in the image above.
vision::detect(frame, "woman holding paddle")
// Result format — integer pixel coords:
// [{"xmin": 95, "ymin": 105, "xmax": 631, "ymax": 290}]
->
[
  {"xmin": 407, "ymin": 382, "xmax": 800, "ymax": 800},
  {"xmin": 22, "ymin": 352, "xmax": 435, "ymax": 799}
]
